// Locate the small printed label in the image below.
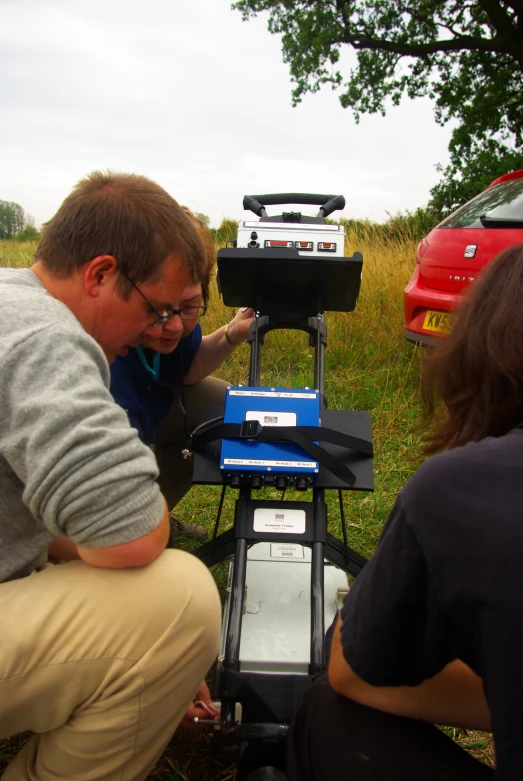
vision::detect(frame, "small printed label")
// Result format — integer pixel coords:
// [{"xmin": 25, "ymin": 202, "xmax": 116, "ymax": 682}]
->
[
  {"xmin": 224, "ymin": 458, "xmax": 316, "ymax": 468},
  {"xmin": 229, "ymin": 390, "xmax": 316, "ymax": 399},
  {"xmin": 269, "ymin": 543, "xmax": 305, "ymax": 558},
  {"xmin": 254, "ymin": 508, "xmax": 306, "ymax": 534},
  {"xmin": 245, "ymin": 410, "xmax": 297, "ymax": 427}
]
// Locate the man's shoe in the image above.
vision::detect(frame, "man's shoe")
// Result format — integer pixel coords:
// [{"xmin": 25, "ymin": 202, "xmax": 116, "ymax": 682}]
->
[{"xmin": 169, "ymin": 517, "xmax": 208, "ymax": 538}]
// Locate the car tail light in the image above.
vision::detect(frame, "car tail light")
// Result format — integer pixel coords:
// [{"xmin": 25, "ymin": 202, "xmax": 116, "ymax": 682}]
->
[{"xmin": 416, "ymin": 238, "xmax": 428, "ymax": 262}]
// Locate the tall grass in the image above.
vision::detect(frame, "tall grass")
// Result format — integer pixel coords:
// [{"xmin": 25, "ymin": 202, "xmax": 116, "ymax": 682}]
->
[{"xmin": 0, "ymin": 240, "xmax": 37, "ymax": 268}]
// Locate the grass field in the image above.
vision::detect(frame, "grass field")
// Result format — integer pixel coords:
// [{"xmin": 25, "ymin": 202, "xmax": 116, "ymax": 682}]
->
[{"xmin": 0, "ymin": 236, "xmax": 494, "ymax": 777}]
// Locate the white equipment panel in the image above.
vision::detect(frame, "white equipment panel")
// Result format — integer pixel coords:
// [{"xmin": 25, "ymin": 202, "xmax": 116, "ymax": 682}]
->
[{"xmin": 219, "ymin": 542, "xmax": 348, "ymax": 675}]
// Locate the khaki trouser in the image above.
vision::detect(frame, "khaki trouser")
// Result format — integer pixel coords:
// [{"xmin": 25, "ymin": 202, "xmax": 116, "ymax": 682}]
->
[
  {"xmin": 0, "ymin": 550, "xmax": 221, "ymax": 781},
  {"xmin": 155, "ymin": 376, "xmax": 228, "ymax": 510}
]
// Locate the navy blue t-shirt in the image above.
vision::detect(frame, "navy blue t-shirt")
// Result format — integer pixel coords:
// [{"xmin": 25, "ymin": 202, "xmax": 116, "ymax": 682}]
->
[
  {"xmin": 110, "ymin": 325, "xmax": 202, "ymax": 445},
  {"xmin": 341, "ymin": 427, "xmax": 523, "ymax": 780}
]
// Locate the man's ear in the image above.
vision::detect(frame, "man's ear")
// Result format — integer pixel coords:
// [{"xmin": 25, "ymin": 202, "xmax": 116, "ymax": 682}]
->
[{"xmin": 83, "ymin": 255, "xmax": 119, "ymax": 299}]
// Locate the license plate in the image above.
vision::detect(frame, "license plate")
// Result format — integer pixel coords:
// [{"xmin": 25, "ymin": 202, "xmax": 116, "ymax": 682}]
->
[{"xmin": 423, "ymin": 310, "xmax": 452, "ymax": 334}]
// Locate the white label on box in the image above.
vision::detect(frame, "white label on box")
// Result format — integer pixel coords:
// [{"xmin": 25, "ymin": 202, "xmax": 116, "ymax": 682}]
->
[
  {"xmin": 245, "ymin": 410, "xmax": 297, "ymax": 427},
  {"xmin": 229, "ymin": 390, "xmax": 316, "ymax": 399},
  {"xmin": 254, "ymin": 508, "xmax": 306, "ymax": 534},
  {"xmin": 224, "ymin": 458, "xmax": 316, "ymax": 468},
  {"xmin": 269, "ymin": 543, "xmax": 305, "ymax": 558}
]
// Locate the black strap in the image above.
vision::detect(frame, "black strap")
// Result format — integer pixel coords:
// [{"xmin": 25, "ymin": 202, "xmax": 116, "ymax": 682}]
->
[{"xmin": 189, "ymin": 420, "xmax": 372, "ymax": 487}]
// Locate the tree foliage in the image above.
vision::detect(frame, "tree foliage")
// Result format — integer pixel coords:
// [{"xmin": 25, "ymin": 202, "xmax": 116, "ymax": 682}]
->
[
  {"xmin": 0, "ymin": 201, "xmax": 26, "ymax": 240},
  {"xmin": 195, "ymin": 212, "xmax": 211, "ymax": 227},
  {"xmin": 13, "ymin": 225, "xmax": 40, "ymax": 242},
  {"xmin": 234, "ymin": 0, "xmax": 523, "ymax": 204},
  {"xmin": 430, "ymin": 138, "xmax": 523, "ymax": 217}
]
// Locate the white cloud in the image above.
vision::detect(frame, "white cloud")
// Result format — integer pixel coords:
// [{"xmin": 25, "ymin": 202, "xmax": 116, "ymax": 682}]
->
[{"xmin": 0, "ymin": 0, "xmax": 452, "ymax": 227}]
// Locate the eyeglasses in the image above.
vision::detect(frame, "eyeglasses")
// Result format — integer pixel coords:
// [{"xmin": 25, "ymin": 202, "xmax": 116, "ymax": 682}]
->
[{"xmin": 118, "ymin": 264, "xmax": 207, "ymax": 325}]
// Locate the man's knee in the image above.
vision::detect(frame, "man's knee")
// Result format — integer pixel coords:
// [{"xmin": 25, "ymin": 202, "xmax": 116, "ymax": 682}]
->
[
  {"xmin": 147, "ymin": 550, "xmax": 222, "ymax": 658},
  {"xmin": 30, "ymin": 552, "xmax": 223, "ymax": 669}
]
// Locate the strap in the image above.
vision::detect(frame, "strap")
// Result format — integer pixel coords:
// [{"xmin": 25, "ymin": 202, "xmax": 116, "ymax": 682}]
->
[
  {"xmin": 189, "ymin": 420, "xmax": 372, "ymax": 487},
  {"xmin": 136, "ymin": 346, "xmax": 160, "ymax": 381}
]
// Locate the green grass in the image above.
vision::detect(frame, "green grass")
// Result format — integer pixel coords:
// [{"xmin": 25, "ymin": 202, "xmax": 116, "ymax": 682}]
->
[
  {"xmin": 0, "ymin": 240, "xmax": 36, "ymax": 268},
  {"xmin": 2, "ymin": 236, "xmax": 494, "ymax": 777}
]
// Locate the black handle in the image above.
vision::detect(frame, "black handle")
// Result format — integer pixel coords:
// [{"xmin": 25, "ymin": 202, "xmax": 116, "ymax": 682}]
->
[
  {"xmin": 242, "ymin": 195, "xmax": 267, "ymax": 217},
  {"xmin": 243, "ymin": 193, "xmax": 346, "ymax": 218},
  {"xmin": 246, "ymin": 192, "xmax": 336, "ymax": 207},
  {"xmin": 320, "ymin": 194, "xmax": 346, "ymax": 217}
]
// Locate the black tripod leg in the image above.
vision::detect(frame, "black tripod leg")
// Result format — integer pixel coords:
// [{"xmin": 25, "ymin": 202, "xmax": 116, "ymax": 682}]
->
[
  {"xmin": 221, "ymin": 534, "xmax": 248, "ymax": 730},
  {"xmin": 309, "ymin": 489, "xmax": 326, "ymax": 675},
  {"xmin": 324, "ymin": 533, "xmax": 367, "ymax": 577}
]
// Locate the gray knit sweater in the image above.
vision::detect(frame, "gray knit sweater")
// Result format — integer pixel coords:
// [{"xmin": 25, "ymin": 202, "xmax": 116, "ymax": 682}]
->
[{"xmin": 0, "ymin": 268, "xmax": 164, "ymax": 582}]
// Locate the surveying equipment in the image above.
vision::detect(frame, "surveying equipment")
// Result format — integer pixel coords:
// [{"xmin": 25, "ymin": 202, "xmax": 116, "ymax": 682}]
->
[{"xmin": 190, "ymin": 193, "xmax": 373, "ymax": 780}]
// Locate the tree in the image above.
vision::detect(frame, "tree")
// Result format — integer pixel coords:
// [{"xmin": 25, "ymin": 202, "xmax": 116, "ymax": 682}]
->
[
  {"xmin": 14, "ymin": 225, "xmax": 40, "ymax": 242},
  {"xmin": 234, "ymin": 1, "xmax": 523, "ymax": 204},
  {"xmin": 195, "ymin": 212, "xmax": 211, "ymax": 227},
  {"xmin": 430, "ymin": 138, "xmax": 523, "ymax": 217},
  {"xmin": 0, "ymin": 200, "xmax": 26, "ymax": 239}
]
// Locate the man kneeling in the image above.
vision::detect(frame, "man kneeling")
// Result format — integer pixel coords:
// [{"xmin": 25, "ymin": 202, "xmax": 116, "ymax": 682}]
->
[{"xmin": 0, "ymin": 171, "xmax": 221, "ymax": 781}]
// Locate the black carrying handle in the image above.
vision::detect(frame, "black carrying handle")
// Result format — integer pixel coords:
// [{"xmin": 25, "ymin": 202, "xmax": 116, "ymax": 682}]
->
[{"xmin": 243, "ymin": 193, "xmax": 346, "ymax": 218}]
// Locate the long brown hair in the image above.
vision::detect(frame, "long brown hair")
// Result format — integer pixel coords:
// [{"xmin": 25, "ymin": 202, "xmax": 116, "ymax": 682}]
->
[
  {"xmin": 182, "ymin": 207, "xmax": 215, "ymax": 304},
  {"xmin": 421, "ymin": 243, "xmax": 523, "ymax": 454}
]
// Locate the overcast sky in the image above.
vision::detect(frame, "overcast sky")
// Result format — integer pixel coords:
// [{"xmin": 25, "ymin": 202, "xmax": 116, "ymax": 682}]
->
[{"xmin": 1, "ymin": 0, "xmax": 452, "ymax": 228}]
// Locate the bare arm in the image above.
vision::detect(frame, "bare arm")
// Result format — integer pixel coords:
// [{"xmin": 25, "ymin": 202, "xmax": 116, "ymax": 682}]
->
[
  {"xmin": 75, "ymin": 495, "xmax": 170, "ymax": 569},
  {"xmin": 184, "ymin": 308, "xmax": 254, "ymax": 385},
  {"xmin": 328, "ymin": 617, "xmax": 491, "ymax": 732}
]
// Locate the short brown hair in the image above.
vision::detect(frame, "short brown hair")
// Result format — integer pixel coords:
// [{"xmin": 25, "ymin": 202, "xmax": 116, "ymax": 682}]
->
[
  {"xmin": 36, "ymin": 170, "xmax": 208, "ymax": 295},
  {"xmin": 421, "ymin": 244, "xmax": 523, "ymax": 453}
]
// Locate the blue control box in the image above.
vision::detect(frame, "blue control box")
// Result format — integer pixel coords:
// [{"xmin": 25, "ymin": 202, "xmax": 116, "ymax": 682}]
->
[{"xmin": 220, "ymin": 386, "xmax": 320, "ymax": 481}]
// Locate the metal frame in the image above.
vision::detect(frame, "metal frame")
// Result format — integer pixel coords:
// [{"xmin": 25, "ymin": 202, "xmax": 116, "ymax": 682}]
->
[{"xmin": 193, "ymin": 309, "xmax": 373, "ymax": 746}]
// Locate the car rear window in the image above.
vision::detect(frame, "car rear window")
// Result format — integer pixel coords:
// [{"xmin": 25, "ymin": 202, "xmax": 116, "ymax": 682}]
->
[{"xmin": 439, "ymin": 177, "xmax": 523, "ymax": 228}]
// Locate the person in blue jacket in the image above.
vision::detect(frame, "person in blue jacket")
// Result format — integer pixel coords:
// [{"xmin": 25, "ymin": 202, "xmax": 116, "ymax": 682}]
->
[{"xmin": 110, "ymin": 213, "xmax": 253, "ymax": 536}]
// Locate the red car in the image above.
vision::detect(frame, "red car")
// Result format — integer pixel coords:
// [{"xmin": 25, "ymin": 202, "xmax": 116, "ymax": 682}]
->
[{"xmin": 404, "ymin": 170, "xmax": 523, "ymax": 345}]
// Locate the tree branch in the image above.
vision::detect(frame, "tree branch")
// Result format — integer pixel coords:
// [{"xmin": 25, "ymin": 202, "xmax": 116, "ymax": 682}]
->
[
  {"xmin": 336, "ymin": 31, "xmax": 508, "ymax": 57},
  {"xmin": 437, "ymin": 20, "xmax": 465, "ymax": 37},
  {"xmin": 476, "ymin": 0, "xmax": 520, "ymax": 39}
]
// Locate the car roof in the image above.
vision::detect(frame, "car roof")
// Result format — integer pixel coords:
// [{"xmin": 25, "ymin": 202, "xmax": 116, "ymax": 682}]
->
[{"xmin": 488, "ymin": 169, "xmax": 523, "ymax": 189}]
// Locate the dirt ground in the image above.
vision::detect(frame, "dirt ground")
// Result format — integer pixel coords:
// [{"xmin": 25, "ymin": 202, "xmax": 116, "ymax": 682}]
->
[{"xmin": 0, "ymin": 725, "xmax": 495, "ymax": 780}]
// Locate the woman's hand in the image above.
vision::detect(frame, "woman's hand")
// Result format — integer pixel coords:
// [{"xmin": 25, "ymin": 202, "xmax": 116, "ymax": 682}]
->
[{"xmin": 227, "ymin": 307, "xmax": 254, "ymax": 344}]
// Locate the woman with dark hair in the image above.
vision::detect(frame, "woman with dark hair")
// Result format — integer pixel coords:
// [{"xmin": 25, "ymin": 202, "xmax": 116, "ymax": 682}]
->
[
  {"xmin": 110, "ymin": 210, "xmax": 253, "ymax": 537},
  {"xmin": 421, "ymin": 242, "xmax": 523, "ymax": 454},
  {"xmin": 287, "ymin": 245, "xmax": 523, "ymax": 781}
]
